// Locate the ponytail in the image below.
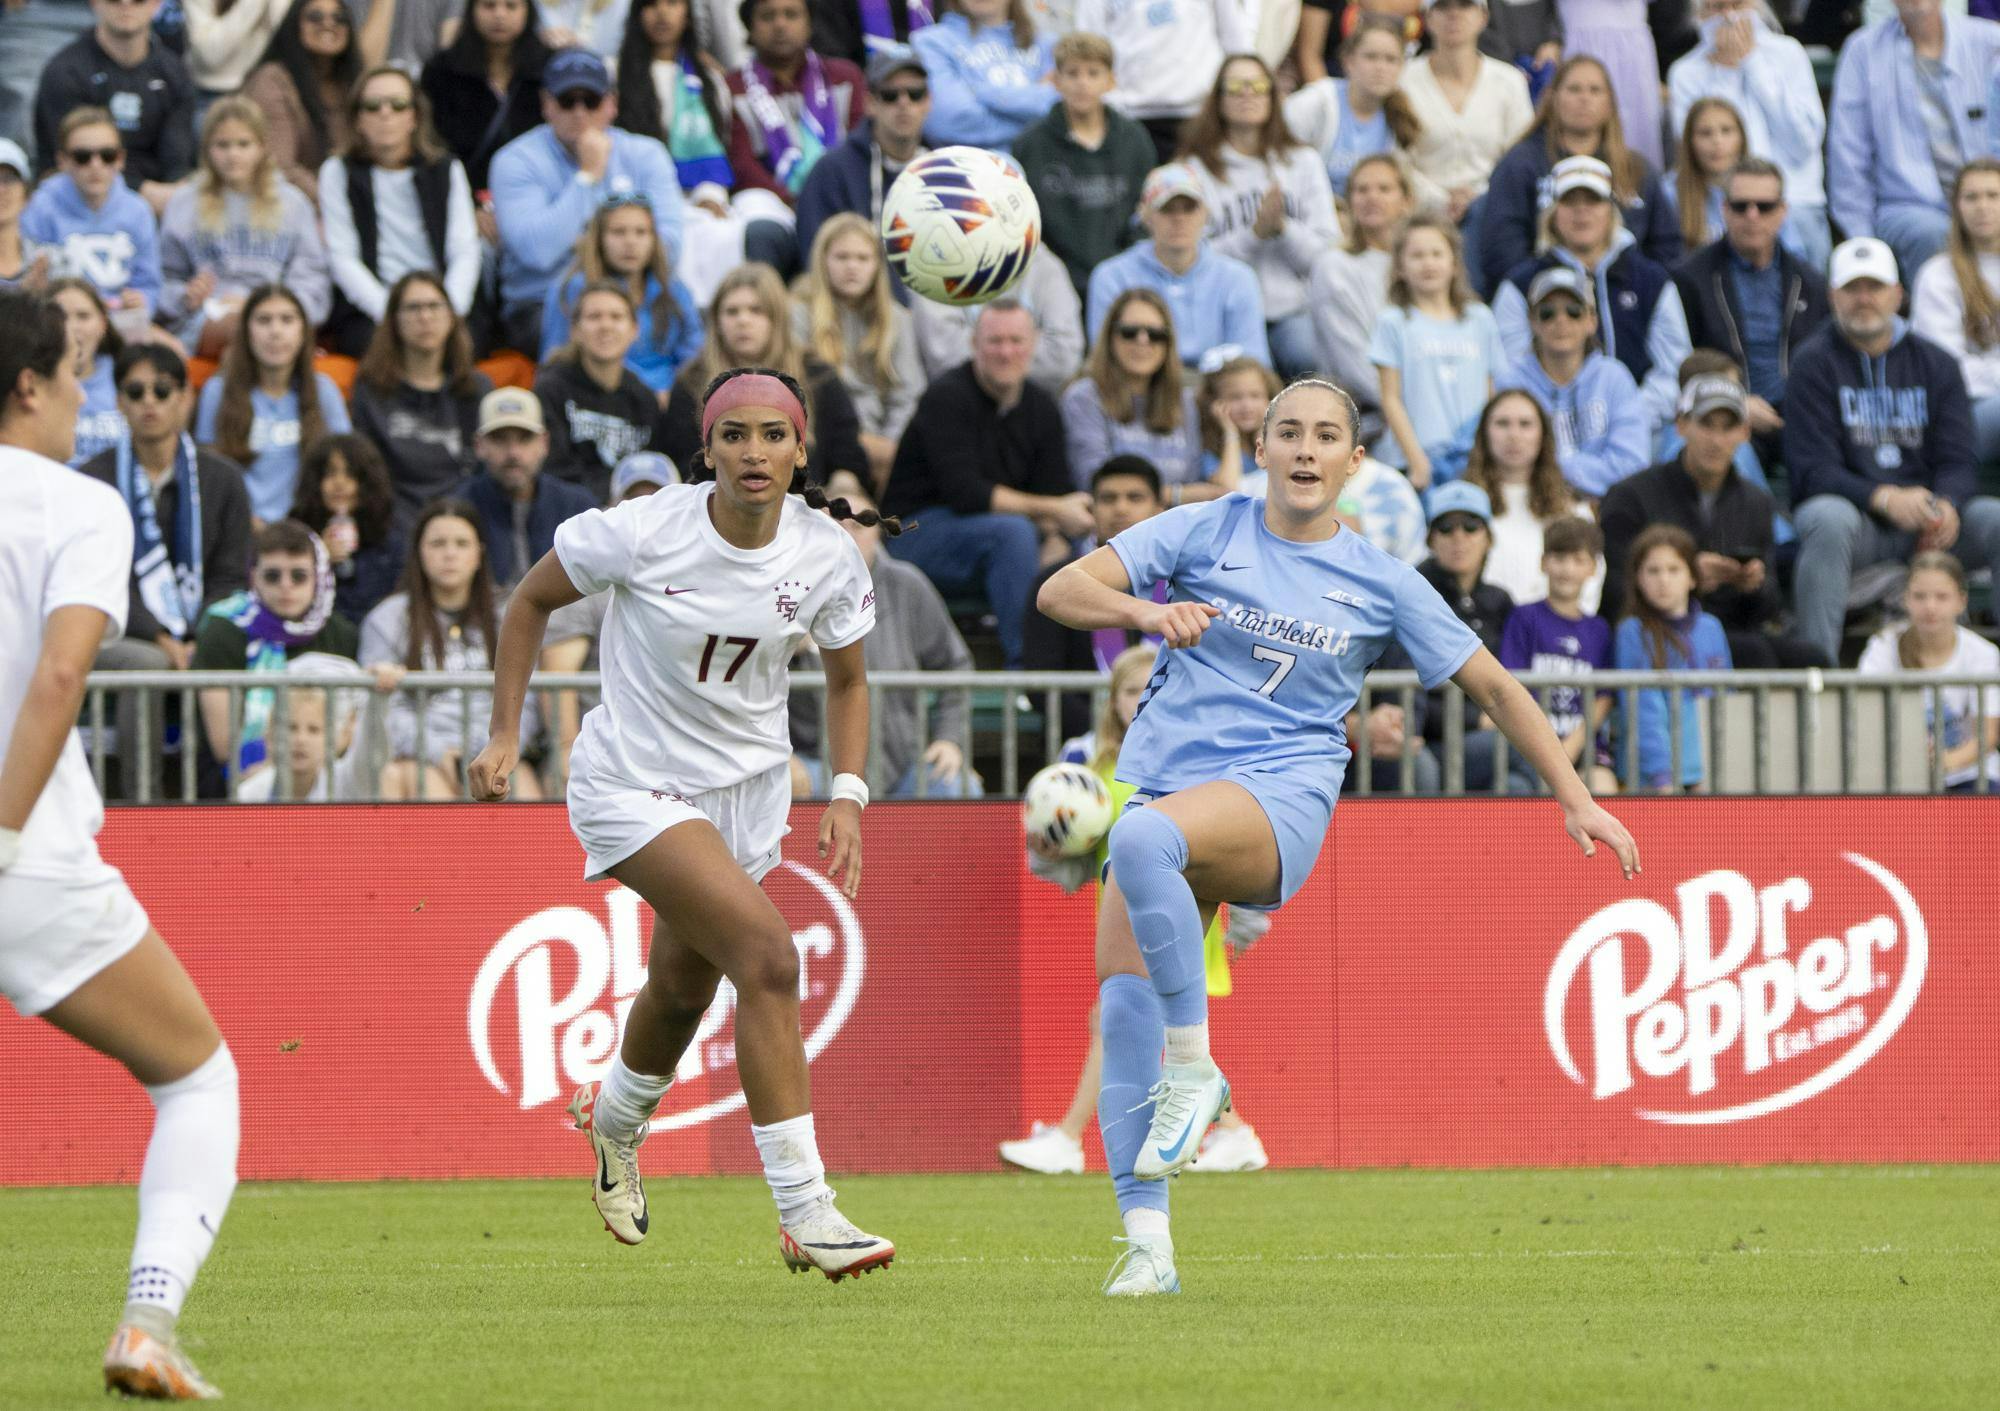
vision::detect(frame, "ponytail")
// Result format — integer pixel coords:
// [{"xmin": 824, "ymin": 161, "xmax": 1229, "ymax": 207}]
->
[{"xmin": 802, "ymin": 482, "xmax": 907, "ymax": 537}]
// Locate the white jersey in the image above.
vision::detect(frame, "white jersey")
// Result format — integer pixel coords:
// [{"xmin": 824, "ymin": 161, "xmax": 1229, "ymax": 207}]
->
[
  {"xmin": 0, "ymin": 448, "xmax": 135, "ymax": 882},
  {"xmin": 554, "ymin": 482, "xmax": 875, "ymax": 794}
]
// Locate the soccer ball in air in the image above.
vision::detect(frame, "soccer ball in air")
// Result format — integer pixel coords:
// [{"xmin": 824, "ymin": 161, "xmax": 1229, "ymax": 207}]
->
[
  {"xmin": 1022, "ymin": 763, "xmax": 1114, "ymax": 859},
  {"xmin": 880, "ymin": 146, "xmax": 1041, "ymax": 307}
]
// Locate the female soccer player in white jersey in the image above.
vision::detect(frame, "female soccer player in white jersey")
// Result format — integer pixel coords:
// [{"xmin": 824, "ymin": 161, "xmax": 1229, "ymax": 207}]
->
[
  {"xmin": 469, "ymin": 367, "xmax": 896, "ymax": 1282},
  {"xmin": 1039, "ymin": 377, "xmax": 1642, "ymax": 1297},
  {"xmin": 0, "ymin": 287, "xmax": 240, "ymax": 1398}
]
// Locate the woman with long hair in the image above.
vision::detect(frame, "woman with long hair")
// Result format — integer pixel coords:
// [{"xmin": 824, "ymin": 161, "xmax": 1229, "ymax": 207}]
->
[
  {"xmin": 542, "ymin": 192, "xmax": 704, "ymax": 397},
  {"xmin": 1477, "ymin": 55, "xmax": 1677, "ymax": 293},
  {"xmin": 1283, "ymin": 15, "xmax": 1424, "ymax": 199},
  {"xmin": 156, "ymin": 98, "xmax": 333, "ymax": 358},
  {"xmin": 1856, "ymin": 551, "xmax": 2000, "ymax": 793},
  {"xmin": 660, "ymin": 263, "xmax": 867, "ymax": 487},
  {"xmin": 352, "ymin": 272, "xmax": 493, "ymax": 525},
  {"xmin": 1460, "ymin": 388, "xmax": 1601, "ymax": 607},
  {"xmin": 421, "ymin": 0, "xmax": 550, "ymax": 192},
  {"xmin": 1670, "ymin": 97, "xmax": 1747, "ymax": 252},
  {"xmin": 1062, "ymin": 288, "xmax": 1214, "ymax": 498},
  {"xmin": 361, "ymin": 496, "xmax": 541, "ymax": 799},
  {"xmin": 1912, "ymin": 160, "xmax": 2000, "ymax": 467},
  {"xmin": 320, "ymin": 64, "xmax": 483, "ymax": 357},
  {"xmin": 50, "ymin": 277, "xmax": 127, "ymax": 469},
  {"xmin": 791, "ymin": 213, "xmax": 920, "ymax": 492},
  {"xmin": 241, "ymin": 0, "xmax": 365, "ymax": 206},
  {"xmin": 1306, "ymin": 152, "xmax": 1413, "ymax": 421},
  {"xmin": 1555, "ymin": 0, "xmax": 1664, "ymax": 167},
  {"xmin": 912, "ymin": 0, "xmax": 1057, "ymax": 149},
  {"xmin": 290, "ymin": 433, "xmax": 406, "ymax": 624},
  {"xmin": 1612, "ymin": 523, "xmax": 1731, "ymax": 792},
  {"xmin": 1396, "ymin": 0, "xmax": 1536, "ymax": 224},
  {"xmin": 194, "ymin": 283, "xmax": 353, "ymax": 524},
  {"xmin": 1178, "ymin": 52, "xmax": 1341, "ymax": 377},
  {"xmin": 536, "ymin": 281, "xmax": 667, "ymax": 503}
]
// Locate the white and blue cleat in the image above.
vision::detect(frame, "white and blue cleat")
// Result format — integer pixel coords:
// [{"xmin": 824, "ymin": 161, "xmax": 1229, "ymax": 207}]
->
[
  {"xmin": 1133, "ymin": 1060, "xmax": 1231, "ymax": 1182},
  {"xmin": 1102, "ymin": 1236, "xmax": 1180, "ymax": 1296}
]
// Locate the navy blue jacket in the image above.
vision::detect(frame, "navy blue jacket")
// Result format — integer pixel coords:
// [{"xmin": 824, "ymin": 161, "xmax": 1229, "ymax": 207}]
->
[
  {"xmin": 1671, "ymin": 238, "xmax": 1830, "ymax": 409},
  {"xmin": 1783, "ymin": 321, "xmax": 1977, "ymax": 511},
  {"xmin": 1477, "ymin": 136, "xmax": 1680, "ymax": 293},
  {"xmin": 795, "ymin": 121, "xmax": 913, "ymax": 305},
  {"xmin": 455, "ymin": 468, "xmax": 596, "ymax": 588}
]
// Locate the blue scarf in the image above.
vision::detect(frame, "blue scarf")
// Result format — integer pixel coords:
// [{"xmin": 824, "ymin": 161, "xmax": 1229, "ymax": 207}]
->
[
  {"xmin": 116, "ymin": 432, "xmax": 203, "ymax": 640},
  {"xmin": 202, "ymin": 531, "xmax": 336, "ymax": 776},
  {"xmin": 666, "ymin": 54, "xmax": 735, "ymax": 193}
]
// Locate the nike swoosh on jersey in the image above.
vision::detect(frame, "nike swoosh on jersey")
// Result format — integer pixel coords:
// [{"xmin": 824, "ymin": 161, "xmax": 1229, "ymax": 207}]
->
[
  {"xmin": 662, "ymin": 587, "xmax": 698, "ymax": 595},
  {"xmin": 1219, "ymin": 562, "xmax": 1249, "ymax": 571}
]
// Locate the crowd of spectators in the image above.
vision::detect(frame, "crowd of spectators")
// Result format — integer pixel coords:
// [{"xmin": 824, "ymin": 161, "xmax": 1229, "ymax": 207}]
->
[{"xmin": 6, "ymin": 0, "xmax": 2000, "ymax": 799}]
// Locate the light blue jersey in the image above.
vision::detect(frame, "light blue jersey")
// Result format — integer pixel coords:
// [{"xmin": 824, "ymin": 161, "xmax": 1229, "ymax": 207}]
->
[{"xmin": 1109, "ymin": 494, "xmax": 1483, "ymax": 809}]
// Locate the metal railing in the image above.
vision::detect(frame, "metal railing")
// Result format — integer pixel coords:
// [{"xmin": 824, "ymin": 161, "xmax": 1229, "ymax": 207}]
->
[{"xmin": 78, "ymin": 668, "xmax": 2000, "ymax": 802}]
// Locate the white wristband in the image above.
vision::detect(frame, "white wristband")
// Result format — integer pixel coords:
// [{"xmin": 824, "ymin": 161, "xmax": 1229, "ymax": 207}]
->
[
  {"xmin": 0, "ymin": 826, "xmax": 19, "ymax": 871},
  {"xmin": 830, "ymin": 772, "xmax": 869, "ymax": 808}
]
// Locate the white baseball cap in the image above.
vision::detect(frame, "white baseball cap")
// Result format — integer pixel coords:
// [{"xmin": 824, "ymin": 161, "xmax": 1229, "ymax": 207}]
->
[
  {"xmin": 1550, "ymin": 156, "xmax": 1614, "ymax": 202},
  {"xmin": 1829, "ymin": 237, "xmax": 1900, "ymax": 290},
  {"xmin": 0, "ymin": 139, "xmax": 29, "ymax": 181}
]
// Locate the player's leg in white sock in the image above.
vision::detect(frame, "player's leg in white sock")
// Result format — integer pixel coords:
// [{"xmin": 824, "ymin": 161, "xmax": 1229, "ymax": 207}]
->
[
  {"xmin": 751, "ymin": 1113, "xmax": 832, "ymax": 1219},
  {"xmin": 594, "ymin": 1056, "xmax": 673, "ymax": 1145},
  {"xmin": 124, "ymin": 1043, "xmax": 240, "ymax": 1337}
]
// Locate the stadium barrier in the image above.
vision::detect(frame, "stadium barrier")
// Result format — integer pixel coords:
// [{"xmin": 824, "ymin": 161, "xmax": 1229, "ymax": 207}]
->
[
  {"xmin": 76, "ymin": 668, "xmax": 2000, "ymax": 802},
  {"xmin": 3, "ymin": 797, "xmax": 1995, "ymax": 1186}
]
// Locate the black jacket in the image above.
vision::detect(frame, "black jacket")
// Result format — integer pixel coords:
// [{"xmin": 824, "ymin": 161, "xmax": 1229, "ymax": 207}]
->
[
  {"xmin": 421, "ymin": 47, "xmax": 545, "ymax": 191},
  {"xmin": 454, "ymin": 467, "xmax": 597, "ymax": 588},
  {"xmin": 35, "ymin": 32, "xmax": 198, "ymax": 189},
  {"xmin": 1416, "ymin": 558, "xmax": 1513, "ymax": 742},
  {"xmin": 884, "ymin": 363, "xmax": 1072, "ymax": 520},
  {"xmin": 1672, "ymin": 239, "xmax": 1830, "ymax": 408},
  {"xmin": 80, "ymin": 447, "xmax": 253, "ymax": 642},
  {"xmin": 1598, "ymin": 456, "xmax": 1779, "ymax": 628}
]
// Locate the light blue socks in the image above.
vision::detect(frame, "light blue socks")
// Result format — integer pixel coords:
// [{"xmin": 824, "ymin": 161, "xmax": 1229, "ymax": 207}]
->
[
  {"xmin": 1097, "ymin": 973, "xmax": 1167, "ymax": 1218},
  {"xmin": 1106, "ymin": 808, "xmax": 1208, "ymax": 1027}
]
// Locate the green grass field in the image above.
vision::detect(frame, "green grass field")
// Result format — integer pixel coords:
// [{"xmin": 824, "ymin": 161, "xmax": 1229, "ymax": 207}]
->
[{"xmin": 4, "ymin": 1167, "xmax": 1996, "ymax": 1409}]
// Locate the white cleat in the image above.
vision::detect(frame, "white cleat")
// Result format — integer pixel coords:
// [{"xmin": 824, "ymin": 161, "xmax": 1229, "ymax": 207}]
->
[
  {"xmin": 1102, "ymin": 1236, "xmax": 1180, "ymax": 1296},
  {"xmin": 1133, "ymin": 1059, "xmax": 1231, "ymax": 1181},
  {"xmin": 1191, "ymin": 1122, "xmax": 1269, "ymax": 1173},
  {"xmin": 568, "ymin": 1082, "xmax": 649, "ymax": 1245},
  {"xmin": 103, "ymin": 1325, "xmax": 221, "ymax": 1401},
  {"xmin": 999, "ymin": 1121, "xmax": 1085, "ymax": 1175},
  {"xmin": 779, "ymin": 1195, "xmax": 895, "ymax": 1282}
]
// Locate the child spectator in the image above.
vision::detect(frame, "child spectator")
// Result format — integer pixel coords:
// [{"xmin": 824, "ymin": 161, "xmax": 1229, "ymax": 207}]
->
[
  {"xmin": 421, "ymin": 0, "xmax": 550, "ymax": 192},
  {"xmin": 1014, "ymin": 31, "xmax": 1156, "ymax": 303},
  {"xmin": 319, "ymin": 65, "xmax": 483, "ymax": 358},
  {"xmin": 1667, "ymin": 97, "xmax": 1746, "ymax": 253},
  {"xmin": 290, "ymin": 433, "xmax": 406, "ymax": 626},
  {"xmin": 536, "ymin": 281, "xmax": 666, "ymax": 503},
  {"xmin": 1063, "ymin": 289, "xmax": 1215, "ymax": 499},
  {"xmin": 912, "ymin": 0, "xmax": 1057, "ymax": 150},
  {"xmin": 1397, "ymin": 0, "xmax": 1535, "ymax": 224},
  {"xmin": 1496, "ymin": 266, "xmax": 1649, "ymax": 499},
  {"xmin": 1613, "ymin": 523, "xmax": 1732, "ymax": 792},
  {"xmin": 1556, "ymin": 0, "xmax": 1664, "ymax": 168},
  {"xmin": 241, "ymin": 0, "xmax": 362, "ymax": 207},
  {"xmin": 1179, "ymin": 53, "xmax": 1341, "ymax": 376},
  {"xmin": 1912, "ymin": 160, "xmax": 2000, "ymax": 468},
  {"xmin": 351, "ymin": 271, "xmax": 493, "ymax": 529},
  {"xmin": 1856, "ymin": 550, "xmax": 2000, "ymax": 792},
  {"xmin": 1072, "ymin": 0, "xmax": 1252, "ymax": 164},
  {"xmin": 1198, "ymin": 353, "xmax": 1275, "ymax": 489},
  {"xmin": 1283, "ymin": 15, "xmax": 1422, "ymax": 200},
  {"xmin": 792, "ymin": 212, "xmax": 922, "ymax": 493},
  {"xmin": 1461, "ymin": 387, "xmax": 1601, "ymax": 608},
  {"xmin": 1306, "ymin": 151, "xmax": 1412, "ymax": 427},
  {"xmin": 51, "ymin": 277, "xmax": 128, "ymax": 469},
  {"xmin": 34, "ymin": 0, "xmax": 199, "ymax": 218},
  {"xmin": 22, "ymin": 109, "xmax": 161, "ymax": 319},
  {"xmin": 1371, "ymin": 214, "xmax": 1508, "ymax": 489},
  {"xmin": 542, "ymin": 193, "xmax": 704, "ymax": 398},
  {"xmin": 1498, "ymin": 515, "xmax": 1615, "ymax": 794},
  {"xmin": 195, "ymin": 283, "xmax": 353, "ymax": 524},
  {"xmin": 157, "ymin": 98, "xmax": 333, "ymax": 359},
  {"xmin": 1417, "ymin": 480, "xmax": 1515, "ymax": 791},
  {"xmin": 230, "ymin": 654, "xmax": 371, "ymax": 802}
]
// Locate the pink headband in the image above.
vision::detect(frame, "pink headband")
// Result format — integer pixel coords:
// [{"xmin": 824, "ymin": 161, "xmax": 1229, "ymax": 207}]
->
[{"xmin": 701, "ymin": 374, "xmax": 808, "ymax": 442}]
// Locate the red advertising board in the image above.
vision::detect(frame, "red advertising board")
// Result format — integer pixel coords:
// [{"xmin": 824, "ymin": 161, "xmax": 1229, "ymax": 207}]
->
[{"xmin": 2, "ymin": 799, "xmax": 1994, "ymax": 1186}]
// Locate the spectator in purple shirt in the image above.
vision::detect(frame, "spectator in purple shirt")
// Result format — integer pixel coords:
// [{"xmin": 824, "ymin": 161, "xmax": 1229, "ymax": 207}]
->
[{"xmin": 1498, "ymin": 515, "xmax": 1615, "ymax": 794}]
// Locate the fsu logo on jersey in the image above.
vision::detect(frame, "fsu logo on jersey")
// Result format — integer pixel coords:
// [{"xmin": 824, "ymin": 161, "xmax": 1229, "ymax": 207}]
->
[{"xmin": 774, "ymin": 581, "xmax": 807, "ymax": 623}]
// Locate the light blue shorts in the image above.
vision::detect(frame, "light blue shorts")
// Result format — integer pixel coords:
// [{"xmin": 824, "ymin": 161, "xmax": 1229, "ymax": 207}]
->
[{"xmin": 1123, "ymin": 769, "xmax": 1334, "ymax": 912}]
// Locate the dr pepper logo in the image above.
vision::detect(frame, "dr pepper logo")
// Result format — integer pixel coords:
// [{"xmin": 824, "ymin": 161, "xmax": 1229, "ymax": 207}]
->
[
  {"xmin": 1544, "ymin": 854, "xmax": 1928, "ymax": 1124},
  {"xmin": 466, "ymin": 862, "xmax": 865, "ymax": 1126}
]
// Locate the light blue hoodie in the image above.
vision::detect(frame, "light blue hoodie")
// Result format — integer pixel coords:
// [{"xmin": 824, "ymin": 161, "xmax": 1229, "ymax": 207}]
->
[
  {"xmin": 1497, "ymin": 351, "xmax": 1650, "ymax": 499},
  {"xmin": 1086, "ymin": 240, "xmax": 1271, "ymax": 370},
  {"xmin": 913, "ymin": 14, "xmax": 1058, "ymax": 151},
  {"xmin": 22, "ymin": 173, "xmax": 163, "ymax": 313}
]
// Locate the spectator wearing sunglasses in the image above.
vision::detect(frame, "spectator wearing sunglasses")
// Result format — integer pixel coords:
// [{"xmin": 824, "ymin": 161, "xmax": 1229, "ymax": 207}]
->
[
  {"xmin": 33, "ymin": 0, "xmax": 199, "ymax": 219},
  {"xmin": 1062, "ymin": 289, "xmax": 1214, "ymax": 498},
  {"xmin": 489, "ymin": 48, "xmax": 687, "ymax": 356},
  {"xmin": 1496, "ymin": 266, "xmax": 1649, "ymax": 500},
  {"xmin": 1415, "ymin": 481, "xmax": 1516, "ymax": 793},
  {"xmin": 796, "ymin": 50, "xmax": 934, "ymax": 267},
  {"xmin": 22, "ymin": 108, "xmax": 162, "ymax": 318},
  {"xmin": 242, "ymin": 0, "xmax": 363, "ymax": 208}
]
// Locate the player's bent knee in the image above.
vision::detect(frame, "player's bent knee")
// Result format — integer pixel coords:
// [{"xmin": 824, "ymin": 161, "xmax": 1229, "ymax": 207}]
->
[
  {"xmin": 1106, "ymin": 807, "xmax": 1189, "ymax": 883},
  {"xmin": 728, "ymin": 930, "xmax": 801, "ymax": 998}
]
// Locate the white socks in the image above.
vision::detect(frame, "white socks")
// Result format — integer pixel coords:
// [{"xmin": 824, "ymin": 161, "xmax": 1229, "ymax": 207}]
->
[
  {"xmin": 125, "ymin": 1044, "xmax": 240, "ymax": 1331},
  {"xmin": 1123, "ymin": 1207, "xmax": 1171, "ymax": 1242},
  {"xmin": 1164, "ymin": 1021, "xmax": 1210, "ymax": 1067},
  {"xmin": 595, "ymin": 1057, "xmax": 673, "ymax": 1145},
  {"xmin": 751, "ymin": 1113, "xmax": 831, "ymax": 1220}
]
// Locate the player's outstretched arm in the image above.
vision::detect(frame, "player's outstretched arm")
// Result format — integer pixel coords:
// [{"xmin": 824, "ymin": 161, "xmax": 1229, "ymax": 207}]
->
[
  {"xmin": 1036, "ymin": 546, "xmax": 1220, "ymax": 647},
  {"xmin": 818, "ymin": 640, "xmax": 867, "ymax": 900},
  {"xmin": 468, "ymin": 551, "xmax": 585, "ymax": 802},
  {"xmin": 1451, "ymin": 648, "xmax": 1642, "ymax": 881},
  {"xmin": 0, "ymin": 606, "xmax": 114, "ymax": 864}
]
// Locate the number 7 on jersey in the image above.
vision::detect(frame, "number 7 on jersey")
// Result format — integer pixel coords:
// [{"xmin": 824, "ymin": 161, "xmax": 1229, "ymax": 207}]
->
[{"xmin": 1251, "ymin": 644, "xmax": 1297, "ymax": 697}]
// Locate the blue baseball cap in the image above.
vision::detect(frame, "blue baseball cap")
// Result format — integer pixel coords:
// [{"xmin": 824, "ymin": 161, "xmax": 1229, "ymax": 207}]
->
[
  {"xmin": 611, "ymin": 452, "xmax": 679, "ymax": 501},
  {"xmin": 544, "ymin": 48, "xmax": 613, "ymax": 98},
  {"xmin": 1427, "ymin": 481, "xmax": 1493, "ymax": 526}
]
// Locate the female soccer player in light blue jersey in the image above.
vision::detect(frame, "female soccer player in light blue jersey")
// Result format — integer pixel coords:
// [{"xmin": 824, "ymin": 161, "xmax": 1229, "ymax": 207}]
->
[{"xmin": 1038, "ymin": 377, "xmax": 1642, "ymax": 1296}]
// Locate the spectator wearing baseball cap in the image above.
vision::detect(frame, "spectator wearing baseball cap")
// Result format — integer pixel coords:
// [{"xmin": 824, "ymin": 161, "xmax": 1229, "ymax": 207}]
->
[
  {"xmin": 912, "ymin": 0, "xmax": 1057, "ymax": 150},
  {"xmin": 1085, "ymin": 163, "xmax": 1271, "ymax": 372},
  {"xmin": 454, "ymin": 386, "xmax": 598, "ymax": 588},
  {"xmin": 0, "ymin": 140, "xmax": 51, "ymax": 291},
  {"xmin": 488, "ymin": 48, "xmax": 688, "ymax": 356},
  {"xmin": 1417, "ymin": 479, "xmax": 1517, "ymax": 792},
  {"xmin": 1786, "ymin": 236, "xmax": 2000, "ymax": 662},
  {"xmin": 796, "ymin": 50, "xmax": 933, "ymax": 266},
  {"xmin": 1496, "ymin": 266, "xmax": 1649, "ymax": 499}
]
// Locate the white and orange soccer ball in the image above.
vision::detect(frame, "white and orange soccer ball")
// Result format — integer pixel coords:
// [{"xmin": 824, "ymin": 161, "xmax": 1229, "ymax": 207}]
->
[
  {"xmin": 1022, "ymin": 763, "xmax": 1114, "ymax": 859},
  {"xmin": 880, "ymin": 146, "xmax": 1041, "ymax": 307}
]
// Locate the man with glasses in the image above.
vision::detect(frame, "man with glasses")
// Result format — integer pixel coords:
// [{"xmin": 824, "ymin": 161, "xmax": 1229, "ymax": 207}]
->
[
  {"xmin": 796, "ymin": 49, "xmax": 929, "ymax": 267},
  {"xmin": 1496, "ymin": 265, "xmax": 1650, "ymax": 500},
  {"xmin": 33, "ymin": 0, "xmax": 197, "ymax": 216},
  {"xmin": 78, "ymin": 343, "xmax": 254, "ymax": 798},
  {"xmin": 488, "ymin": 47, "xmax": 686, "ymax": 356},
  {"xmin": 1673, "ymin": 157, "xmax": 1829, "ymax": 470}
]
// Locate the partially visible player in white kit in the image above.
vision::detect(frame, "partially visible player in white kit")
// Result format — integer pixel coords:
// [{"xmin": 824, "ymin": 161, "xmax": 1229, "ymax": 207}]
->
[
  {"xmin": 470, "ymin": 368, "xmax": 896, "ymax": 1281},
  {"xmin": 0, "ymin": 287, "xmax": 240, "ymax": 1397}
]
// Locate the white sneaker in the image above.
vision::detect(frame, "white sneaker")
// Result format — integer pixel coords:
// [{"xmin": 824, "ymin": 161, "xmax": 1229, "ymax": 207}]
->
[
  {"xmin": 1102, "ymin": 1236, "xmax": 1180, "ymax": 1296},
  {"xmin": 998, "ymin": 1121, "xmax": 1085, "ymax": 1175},
  {"xmin": 779, "ymin": 1195, "xmax": 895, "ymax": 1282},
  {"xmin": 1191, "ymin": 1122, "xmax": 1269, "ymax": 1173},
  {"xmin": 568, "ymin": 1081, "xmax": 649, "ymax": 1245},
  {"xmin": 103, "ymin": 1325, "xmax": 221, "ymax": 1400},
  {"xmin": 1132, "ymin": 1059, "xmax": 1231, "ymax": 1181}
]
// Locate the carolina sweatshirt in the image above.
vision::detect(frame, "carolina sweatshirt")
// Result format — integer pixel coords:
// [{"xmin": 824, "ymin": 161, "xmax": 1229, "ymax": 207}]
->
[
  {"xmin": 1496, "ymin": 351, "xmax": 1651, "ymax": 498},
  {"xmin": 911, "ymin": 14, "xmax": 1058, "ymax": 151},
  {"xmin": 1086, "ymin": 242, "xmax": 1270, "ymax": 369},
  {"xmin": 156, "ymin": 181, "xmax": 333, "ymax": 340},
  {"xmin": 21, "ymin": 174, "xmax": 162, "ymax": 313},
  {"xmin": 1187, "ymin": 144, "xmax": 1342, "ymax": 324}
]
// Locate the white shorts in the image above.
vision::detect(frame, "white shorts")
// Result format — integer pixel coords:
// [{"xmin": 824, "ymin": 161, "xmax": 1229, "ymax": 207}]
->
[
  {"xmin": 0, "ymin": 868, "xmax": 151, "ymax": 1017},
  {"xmin": 568, "ymin": 760, "xmax": 792, "ymax": 884}
]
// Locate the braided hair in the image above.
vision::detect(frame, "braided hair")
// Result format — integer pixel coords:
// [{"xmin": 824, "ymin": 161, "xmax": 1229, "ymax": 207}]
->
[
  {"xmin": 701, "ymin": 367, "xmax": 906, "ymax": 537},
  {"xmin": 1259, "ymin": 376, "xmax": 1362, "ymax": 447}
]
